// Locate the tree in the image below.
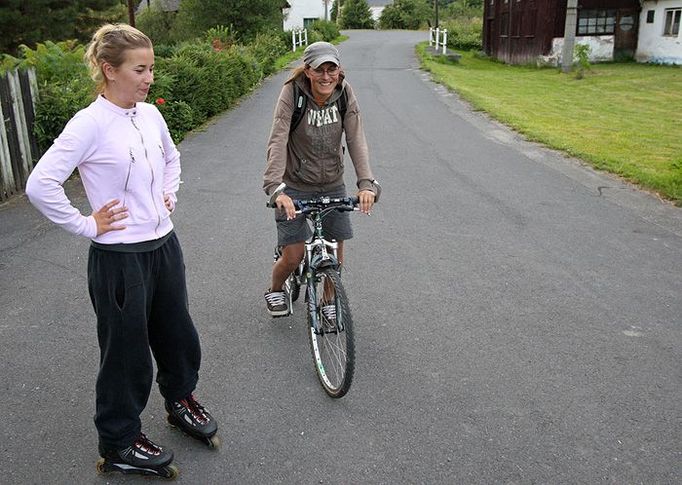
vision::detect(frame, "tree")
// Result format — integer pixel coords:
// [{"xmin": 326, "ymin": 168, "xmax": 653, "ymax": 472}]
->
[
  {"xmin": 0, "ymin": 1, "xmax": 125, "ymax": 55},
  {"xmin": 339, "ymin": 0, "xmax": 373, "ymax": 29},
  {"xmin": 379, "ymin": 0, "xmax": 432, "ymax": 30},
  {"xmin": 178, "ymin": 0, "xmax": 283, "ymax": 41},
  {"xmin": 330, "ymin": 0, "xmax": 344, "ymax": 22}
]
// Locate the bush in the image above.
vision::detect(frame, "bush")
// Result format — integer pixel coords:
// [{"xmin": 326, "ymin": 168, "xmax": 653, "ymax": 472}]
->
[
  {"xmin": 136, "ymin": 0, "xmax": 184, "ymax": 45},
  {"xmin": 153, "ymin": 98, "xmax": 195, "ymax": 143},
  {"xmin": 379, "ymin": 0, "xmax": 431, "ymax": 30},
  {"xmin": 309, "ymin": 20, "xmax": 340, "ymax": 42},
  {"xmin": 340, "ymin": 0, "xmax": 375, "ymax": 29},
  {"xmin": 34, "ymin": 79, "xmax": 93, "ymax": 151},
  {"xmin": 245, "ymin": 30, "xmax": 289, "ymax": 76},
  {"xmin": 443, "ymin": 17, "xmax": 482, "ymax": 51}
]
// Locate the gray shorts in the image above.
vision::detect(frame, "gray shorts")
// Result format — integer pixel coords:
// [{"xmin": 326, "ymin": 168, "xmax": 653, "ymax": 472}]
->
[{"xmin": 275, "ymin": 185, "xmax": 353, "ymax": 246}]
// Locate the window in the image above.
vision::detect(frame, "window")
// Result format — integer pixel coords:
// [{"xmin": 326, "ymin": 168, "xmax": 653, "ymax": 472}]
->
[
  {"xmin": 646, "ymin": 10, "xmax": 655, "ymax": 23},
  {"xmin": 577, "ymin": 9, "xmax": 616, "ymax": 35},
  {"xmin": 303, "ymin": 17, "xmax": 317, "ymax": 29},
  {"xmin": 664, "ymin": 9, "xmax": 681, "ymax": 36}
]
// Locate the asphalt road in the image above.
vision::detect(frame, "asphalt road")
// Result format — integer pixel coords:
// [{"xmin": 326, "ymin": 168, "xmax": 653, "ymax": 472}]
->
[{"xmin": 1, "ymin": 30, "xmax": 680, "ymax": 484}]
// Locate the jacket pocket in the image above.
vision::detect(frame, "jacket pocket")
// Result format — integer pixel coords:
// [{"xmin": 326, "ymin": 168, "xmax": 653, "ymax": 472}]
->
[{"xmin": 294, "ymin": 158, "xmax": 324, "ymax": 185}]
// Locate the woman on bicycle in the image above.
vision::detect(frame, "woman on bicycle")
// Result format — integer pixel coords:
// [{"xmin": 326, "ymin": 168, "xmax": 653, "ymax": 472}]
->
[{"xmin": 263, "ymin": 41, "xmax": 378, "ymax": 317}]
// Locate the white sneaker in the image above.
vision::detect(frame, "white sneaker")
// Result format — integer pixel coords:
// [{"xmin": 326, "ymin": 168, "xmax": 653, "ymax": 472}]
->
[
  {"xmin": 264, "ymin": 289, "xmax": 289, "ymax": 317},
  {"xmin": 320, "ymin": 304, "xmax": 336, "ymax": 325}
]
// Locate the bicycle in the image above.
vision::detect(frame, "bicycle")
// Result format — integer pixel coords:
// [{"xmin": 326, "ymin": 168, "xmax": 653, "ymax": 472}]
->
[{"xmin": 266, "ymin": 182, "xmax": 380, "ymax": 398}]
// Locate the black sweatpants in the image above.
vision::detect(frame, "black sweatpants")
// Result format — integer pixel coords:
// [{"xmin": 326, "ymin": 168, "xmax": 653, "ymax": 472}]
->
[{"xmin": 87, "ymin": 232, "xmax": 200, "ymax": 450}]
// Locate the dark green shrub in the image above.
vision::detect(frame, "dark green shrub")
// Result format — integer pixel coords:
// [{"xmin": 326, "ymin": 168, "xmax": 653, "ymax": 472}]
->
[
  {"xmin": 310, "ymin": 20, "xmax": 340, "ymax": 41},
  {"xmin": 34, "ymin": 80, "xmax": 93, "ymax": 151},
  {"xmin": 379, "ymin": 0, "xmax": 431, "ymax": 30},
  {"xmin": 154, "ymin": 98, "xmax": 195, "ymax": 143},
  {"xmin": 245, "ymin": 30, "xmax": 288, "ymax": 76},
  {"xmin": 136, "ymin": 0, "xmax": 182, "ymax": 45},
  {"xmin": 153, "ymin": 44, "xmax": 177, "ymax": 59},
  {"xmin": 340, "ymin": 0, "xmax": 375, "ymax": 29},
  {"xmin": 443, "ymin": 17, "xmax": 482, "ymax": 51}
]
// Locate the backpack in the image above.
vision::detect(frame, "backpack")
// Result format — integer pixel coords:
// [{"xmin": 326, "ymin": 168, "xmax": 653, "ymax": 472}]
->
[{"xmin": 290, "ymin": 82, "xmax": 348, "ymax": 133}]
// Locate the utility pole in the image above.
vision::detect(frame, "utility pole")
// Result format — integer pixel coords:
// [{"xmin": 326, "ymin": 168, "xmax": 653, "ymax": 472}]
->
[
  {"xmin": 127, "ymin": 0, "xmax": 135, "ymax": 27},
  {"xmin": 561, "ymin": 0, "xmax": 578, "ymax": 73},
  {"xmin": 434, "ymin": 0, "xmax": 439, "ymax": 28},
  {"xmin": 323, "ymin": 0, "xmax": 330, "ymax": 21}
]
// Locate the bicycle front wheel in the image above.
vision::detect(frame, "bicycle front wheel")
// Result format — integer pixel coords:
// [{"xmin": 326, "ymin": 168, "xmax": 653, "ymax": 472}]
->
[{"xmin": 308, "ymin": 267, "xmax": 355, "ymax": 398}]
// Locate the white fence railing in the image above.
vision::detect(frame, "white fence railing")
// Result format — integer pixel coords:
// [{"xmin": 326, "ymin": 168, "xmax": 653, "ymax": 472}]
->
[
  {"xmin": 429, "ymin": 27, "xmax": 448, "ymax": 55},
  {"xmin": 292, "ymin": 29, "xmax": 308, "ymax": 52},
  {"xmin": 0, "ymin": 67, "xmax": 39, "ymax": 202}
]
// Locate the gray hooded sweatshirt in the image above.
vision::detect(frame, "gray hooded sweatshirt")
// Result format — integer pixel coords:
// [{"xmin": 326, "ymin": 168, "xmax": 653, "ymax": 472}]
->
[{"xmin": 263, "ymin": 72, "xmax": 377, "ymax": 196}]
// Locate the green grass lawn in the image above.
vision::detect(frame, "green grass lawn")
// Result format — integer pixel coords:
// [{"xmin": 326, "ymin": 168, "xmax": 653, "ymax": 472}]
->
[{"xmin": 417, "ymin": 44, "xmax": 682, "ymax": 205}]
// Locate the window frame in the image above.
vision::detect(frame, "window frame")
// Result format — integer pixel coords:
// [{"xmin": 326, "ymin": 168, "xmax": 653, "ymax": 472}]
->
[
  {"xmin": 576, "ymin": 9, "xmax": 617, "ymax": 36},
  {"xmin": 663, "ymin": 8, "xmax": 681, "ymax": 36}
]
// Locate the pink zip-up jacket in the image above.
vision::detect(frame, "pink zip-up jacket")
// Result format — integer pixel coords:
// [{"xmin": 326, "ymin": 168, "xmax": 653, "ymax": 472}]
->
[{"xmin": 26, "ymin": 95, "xmax": 181, "ymax": 244}]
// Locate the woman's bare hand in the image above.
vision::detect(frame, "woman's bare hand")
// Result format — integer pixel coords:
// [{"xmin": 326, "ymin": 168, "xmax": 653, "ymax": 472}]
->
[
  {"xmin": 93, "ymin": 199, "xmax": 128, "ymax": 236},
  {"xmin": 276, "ymin": 193, "xmax": 297, "ymax": 220},
  {"xmin": 357, "ymin": 190, "xmax": 375, "ymax": 215}
]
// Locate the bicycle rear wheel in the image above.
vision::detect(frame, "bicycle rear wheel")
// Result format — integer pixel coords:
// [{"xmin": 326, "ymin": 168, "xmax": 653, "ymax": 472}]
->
[{"xmin": 308, "ymin": 267, "xmax": 354, "ymax": 398}]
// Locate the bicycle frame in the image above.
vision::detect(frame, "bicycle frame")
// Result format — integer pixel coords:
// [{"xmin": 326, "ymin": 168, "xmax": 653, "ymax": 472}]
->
[{"xmin": 294, "ymin": 206, "xmax": 343, "ymax": 334}]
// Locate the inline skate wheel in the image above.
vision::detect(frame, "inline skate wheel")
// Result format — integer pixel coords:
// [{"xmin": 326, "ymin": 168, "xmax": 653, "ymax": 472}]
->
[
  {"xmin": 160, "ymin": 464, "xmax": 180, "ymax": 479},
  {"xmin": 206, "ymin": 434, "xmax": 221, "ymax": 449}
]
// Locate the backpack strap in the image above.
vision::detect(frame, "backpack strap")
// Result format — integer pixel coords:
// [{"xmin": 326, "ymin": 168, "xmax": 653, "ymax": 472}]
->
[
  {"xmin": 290, "ymin": 83, "xmax": 306, "ymax": 133},
  {"xmin": 337, "ymin": 88, "xmax": 347, "ymax": 127},
  {"xmin": 289, "ymin": 83, "xmax": 348, "ymax": 133}
]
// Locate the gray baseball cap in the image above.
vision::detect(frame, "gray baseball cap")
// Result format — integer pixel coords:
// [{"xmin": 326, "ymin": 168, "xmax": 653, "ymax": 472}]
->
[{"xmin": 303, "ymin": 41, "xmax": 340, "ymax": 69}]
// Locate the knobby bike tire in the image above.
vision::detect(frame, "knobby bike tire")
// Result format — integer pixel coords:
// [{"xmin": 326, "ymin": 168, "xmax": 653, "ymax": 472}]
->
[{"xmin": 307, "ymin": 267, "xmax": 355, "ymax": 398}]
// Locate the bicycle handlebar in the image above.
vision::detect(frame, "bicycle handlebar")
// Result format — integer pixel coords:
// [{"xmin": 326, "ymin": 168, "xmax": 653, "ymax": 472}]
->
[{"xmin": 266, "ymin": 181, "xmax": 381, "ymax": 211}]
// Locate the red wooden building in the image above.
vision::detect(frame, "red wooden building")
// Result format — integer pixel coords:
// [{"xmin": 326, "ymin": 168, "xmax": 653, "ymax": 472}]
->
[{"xmin": 483, "ymin": 0, "xmax": 641, "ymax": 64}]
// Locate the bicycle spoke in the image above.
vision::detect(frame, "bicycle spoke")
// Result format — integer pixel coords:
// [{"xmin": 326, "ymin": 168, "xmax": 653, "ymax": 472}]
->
[{"xmin": 308, "ymin": 268, "xmax": 354, "ymax": 397}]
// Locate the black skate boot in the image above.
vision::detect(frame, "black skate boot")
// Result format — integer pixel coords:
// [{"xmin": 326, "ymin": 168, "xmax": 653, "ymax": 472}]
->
[
  {"xmin": 96, "ymin": 433, "xmax": 178, "ymax": 479},
  {"xmin": 166, "ymin": 394, "xmax": 220, "ymax": 448}
]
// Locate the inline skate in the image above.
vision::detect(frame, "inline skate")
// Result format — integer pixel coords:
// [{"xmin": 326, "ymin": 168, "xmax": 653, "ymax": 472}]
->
[
  {"xmin": 166, "ymin": 394, "xmax": 220, "ymax": 448},
  {"xmin": 96, "ymin": 432, "xmax": 178, "ymax": 479}
]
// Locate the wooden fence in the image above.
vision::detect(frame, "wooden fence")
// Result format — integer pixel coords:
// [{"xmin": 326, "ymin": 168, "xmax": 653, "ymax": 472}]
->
[{"xmin": 0, "ymin": 67, "xmax": 39, "ymax": 202}]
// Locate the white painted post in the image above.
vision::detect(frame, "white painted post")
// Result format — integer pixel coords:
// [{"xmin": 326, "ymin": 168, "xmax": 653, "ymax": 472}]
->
[
  {"xmin": 429, "ymin": 27, "xmax": 433, "ymax": 47},
  {"xmin": 304, "ymin": 29, "xmax": 308, "ymax": 46},
  {"xmin": 7, "ymin": 70, "xmax": 32, "ymax": 176},
  {"xmin": 292, "ymin": 31, "xmax": 296, "ymax": 52},
  {"xmin": 442, "ymin": 29, "xmax": 448, "ymax": 55},
  {"xmin": 435, "ymin": 28, "xmax": 440, "ymax": 50}
]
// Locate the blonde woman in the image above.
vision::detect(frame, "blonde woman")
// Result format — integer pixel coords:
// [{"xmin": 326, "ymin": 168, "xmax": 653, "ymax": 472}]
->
[{"xmin": 26, "ymin": 24, "xmax": 217, "ymax": 478}]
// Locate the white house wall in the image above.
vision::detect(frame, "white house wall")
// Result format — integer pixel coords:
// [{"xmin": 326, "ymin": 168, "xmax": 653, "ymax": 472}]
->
[
  {"xmin": 284, "ymin": 0, "xmax": 329, "ymax": 31},
  {"xmin": 636, "ymin": 1, "xmax": 682, "ymax": 64},
  {"xmin": 540, "ymin": 36, "xmax": 615, "ymax": 66}
]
